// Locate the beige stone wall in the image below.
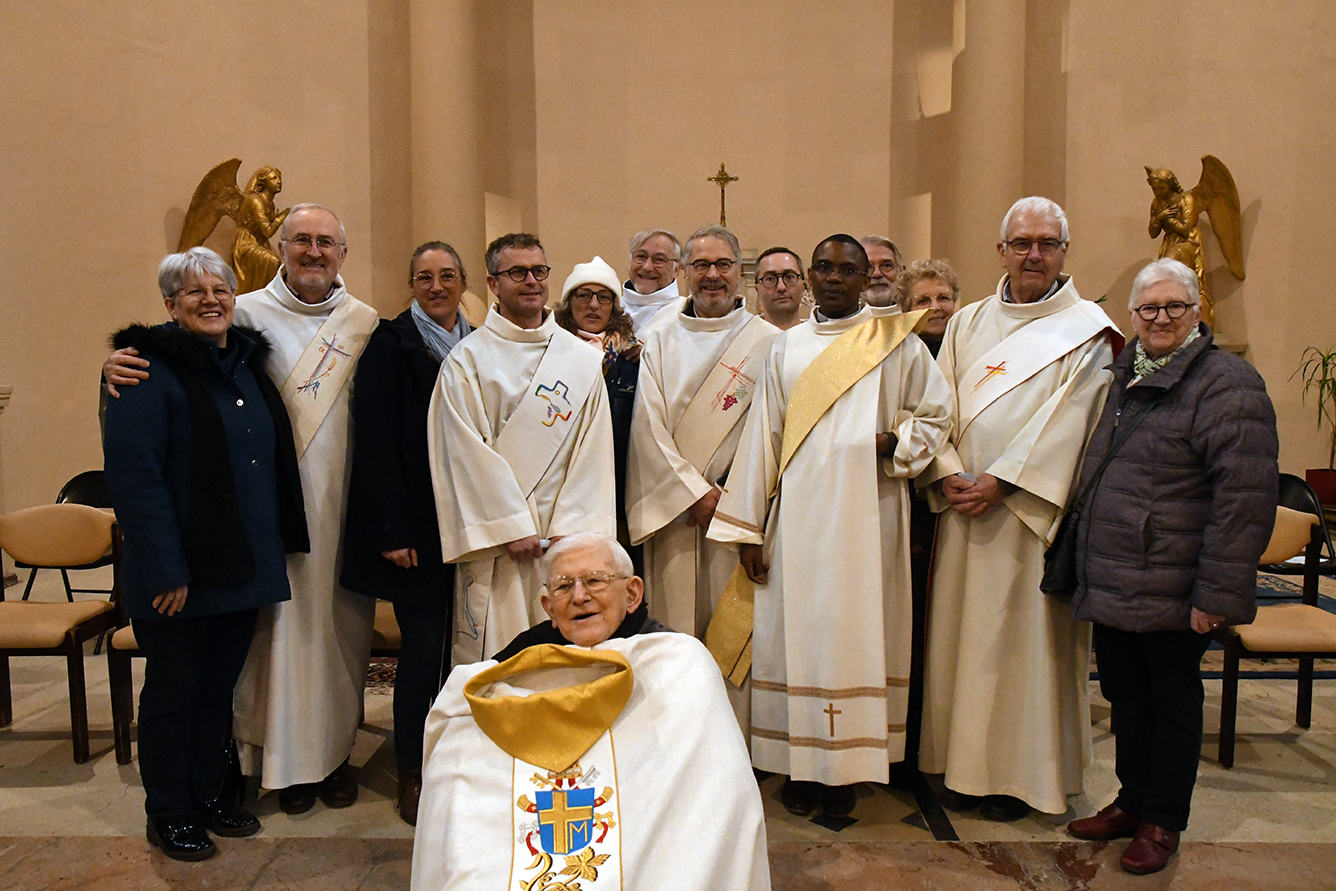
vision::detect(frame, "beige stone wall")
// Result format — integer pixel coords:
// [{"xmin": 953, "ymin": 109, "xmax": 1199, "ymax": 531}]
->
[{"xmin": 1, "ymin": 0, "xmax": 1332, "ymax": 519}]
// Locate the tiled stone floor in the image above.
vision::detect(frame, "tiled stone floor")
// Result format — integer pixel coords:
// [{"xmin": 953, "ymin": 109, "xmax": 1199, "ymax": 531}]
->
[{"xmin": 3, "ymin": 568, "xmax": 1336, "ymax": 888}]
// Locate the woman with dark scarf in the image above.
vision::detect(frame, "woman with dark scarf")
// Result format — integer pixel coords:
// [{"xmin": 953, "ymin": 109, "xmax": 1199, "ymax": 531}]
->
[
  {"xmin": 103, "ymin": 247, "xmax": 307, "ymax": 861},
  {"xmin": 340, "ymin": 241, "xmax": 470, "ymax": 825}
]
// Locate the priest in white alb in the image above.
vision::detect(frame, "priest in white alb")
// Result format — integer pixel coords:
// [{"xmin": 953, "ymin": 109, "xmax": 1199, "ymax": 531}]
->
[
  {"xmin": 621, "ymin": 228, "xmax": 683, "ymax": 332},
  {"xmin": 708, "ymin": 235, "xmax": 952, "ymax": 819},
  {"xmin": 918, "ymin": 198, "xmax": 1123, "ymax": 823},
  {"xmin": 107, "ymin": 203, "xmax": 381, "ymax": 813},
  {"xmin": 625, "ymin": 226, "xmax": 778, "ymax": 725},
  {"xmin": 428, "ymin": 233, "xmax": 615, "ymax": 666}
]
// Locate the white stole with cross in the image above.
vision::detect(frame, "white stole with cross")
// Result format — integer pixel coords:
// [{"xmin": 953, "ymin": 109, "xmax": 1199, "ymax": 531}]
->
[{"xmin": 279, "ymin": 296, "xmax": 379, "ymax": 460}]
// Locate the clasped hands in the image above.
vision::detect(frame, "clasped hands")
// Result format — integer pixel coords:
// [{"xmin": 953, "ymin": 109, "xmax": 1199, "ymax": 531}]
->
[{"xmin": 941, "ymin": 472, "xmax": 1008, "ymax": 518}]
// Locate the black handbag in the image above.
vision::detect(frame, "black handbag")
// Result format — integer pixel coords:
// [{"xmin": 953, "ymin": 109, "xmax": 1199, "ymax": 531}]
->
[{"xmin": 1041, "ymin": 397, "xmax": 1159, "ymax": 601}]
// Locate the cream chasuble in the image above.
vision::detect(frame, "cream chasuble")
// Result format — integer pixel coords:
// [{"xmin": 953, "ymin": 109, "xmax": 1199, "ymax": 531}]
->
[
  {"xmin": 411, "ymin": 635, "xmax": 769, "ymax": 891},
  {"xmin": 918, "ymin": 275, "xmax": 1118, "ymax": 814},
  {"xmin": 231, "ymin": 273, "xmax": 377, "ymax": 789},
  {"xmin": 621, "ymin": 280, "xmax": 680, "ymax": 333},
  {"xmin": 625, "ymin": 302, "xmax": 778, "ymax": 731},
  {"xmin": 428, "ymin": 309, "xmax": 615, "ymax": 665},
  {"xmin": 709, "ymin": 309, "xmax": 952, "ymax": 784}
]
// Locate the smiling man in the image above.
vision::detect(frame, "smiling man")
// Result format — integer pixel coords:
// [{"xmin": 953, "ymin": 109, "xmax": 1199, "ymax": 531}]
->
[
  {"xmin": 626, "ymin": 225, "xmax": 778, "ymax": 730},
  {"xmin": 491, "ymin": 532, "xmax": 665, "ymax": 660},
  {"xmin": 621, "ymin": 229, "xmax": 682, "ymax": 332},
  {"xmin": 710, "ymin": 234, "xmax": 952, "ymax": 819},
  {"xmin": 411, "ymin": 530, "xmax": 770, "ymax": 891},
  {"xmin": 428, "ymin": 233, "xmax": 616, "ymax": 666},
  {"xmin": 861, "ymin": 235, "xmax": 905, "ymax": 308},
  {"xmin": 917, "ymin": 197, "xmax": 1123, "ymax": 823}
]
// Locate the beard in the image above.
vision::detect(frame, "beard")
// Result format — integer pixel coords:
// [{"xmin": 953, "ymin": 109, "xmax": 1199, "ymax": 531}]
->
[{"xmin": 863, "ymin": 282, "xmax": 895, "ymax": 307}]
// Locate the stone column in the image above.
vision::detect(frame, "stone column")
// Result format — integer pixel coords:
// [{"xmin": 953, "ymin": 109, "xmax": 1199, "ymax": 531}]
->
[
  {"xmin": 944, "ymin": 0, "xmax": 1028, "ymax": 297},
  {"xmin": 409, "ymin": 0, "xmax": 486, "ymax": 281}
]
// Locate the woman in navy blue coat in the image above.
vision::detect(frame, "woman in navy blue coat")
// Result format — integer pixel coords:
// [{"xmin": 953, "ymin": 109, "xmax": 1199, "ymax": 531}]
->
[
  {"xmin": 104, "ymin": 248, "xmax": 307, "ymax": 862},
  {"xmin": 340, "ymin": 241, "xmax": 468, "ymax": 825}
]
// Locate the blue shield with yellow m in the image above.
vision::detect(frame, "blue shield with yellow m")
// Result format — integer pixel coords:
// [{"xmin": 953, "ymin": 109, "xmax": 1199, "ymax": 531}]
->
[{"xmin": 536, "ymin": 787, "xmax": 595, "ymax": 855}]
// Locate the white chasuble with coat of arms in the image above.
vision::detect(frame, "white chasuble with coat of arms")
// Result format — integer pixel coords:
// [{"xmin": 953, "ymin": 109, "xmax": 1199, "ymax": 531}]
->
[{"xmin": 411, "ymin": 635, "xmax": 770, "ymax": 891}]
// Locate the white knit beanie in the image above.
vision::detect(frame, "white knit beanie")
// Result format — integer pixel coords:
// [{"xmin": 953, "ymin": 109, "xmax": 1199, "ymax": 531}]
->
[{"xmin": 561, "ymin": 256, "xmax": 622, "ymax": 303}]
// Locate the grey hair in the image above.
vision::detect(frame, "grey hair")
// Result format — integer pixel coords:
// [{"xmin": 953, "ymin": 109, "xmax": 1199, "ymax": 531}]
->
[
  {"xmin": 1128, "ymin": 258, "xmax": 1199, "ymax": 309},
  {"xmin": 895, "ymin": 258, "xmax": 960, "ymax": 312},
  {"xmin": 541, "ymin": 532, "xmax": 635, "ymax": 581},
  {"xmin": 629, "ymin": 229, "xmax": 681, "ymax": 261},
  {"xmin": 1000, "ymin": 197, "xmax": 1069, "ymax": 243},
  {"xmin": 860, "ymin": 235, "xmax": 904, "ymax": 268},
  {"xmin": 158, "ymin": 247, "xmax": 237, "ymax": 300},
  {"xmin": 280, "ymin": 203, "xmax": 347, "ymax": 244},
  {"xmin": 683, "ymin": 225, "xmax": 741, "ymax": 264}
]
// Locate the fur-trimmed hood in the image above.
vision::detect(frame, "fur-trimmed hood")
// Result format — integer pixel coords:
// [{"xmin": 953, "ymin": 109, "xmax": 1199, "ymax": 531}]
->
[{"xmin": 111, "ymin": 322, "xmax": 272, "ymax": 368}]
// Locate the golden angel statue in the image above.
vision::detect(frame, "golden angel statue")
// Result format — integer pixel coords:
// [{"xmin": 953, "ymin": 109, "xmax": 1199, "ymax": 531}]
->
[
  {"xmin": 1145, "ymin": 155, "xmax": 1245, "ymax": 327},
  {"xmin": 178, "ymin": 159, "xmax": 290, "ymax": 294}
]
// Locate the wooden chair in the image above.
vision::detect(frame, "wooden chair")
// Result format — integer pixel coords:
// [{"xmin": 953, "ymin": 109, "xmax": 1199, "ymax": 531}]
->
[
  {"xmin": 14, "ymin": 471, "xmax": 116, "ymax": 602},
  {"xmin": 1215, "ymin": 477, "xmax": 1336, "ymax": 768},
  {"xmin": 109, "ymin": 597, "xmax": 404, "ymax": 765},
  {"xmin": 0, "ymin": 503, "xmax": 121, "ymax": 763}
]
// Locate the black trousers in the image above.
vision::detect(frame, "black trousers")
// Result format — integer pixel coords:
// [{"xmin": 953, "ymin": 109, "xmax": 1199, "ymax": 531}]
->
[
  {"xmin": 392, "ymin": 597, "xmax": 450, "ymax": 770},
  {"xmin": 1094, "ymin": 622, "xmax": 1213, "ymax": 832},
  {"xmin": 133, "ymin": 608, "xmax": 258, "ymax": 818}
]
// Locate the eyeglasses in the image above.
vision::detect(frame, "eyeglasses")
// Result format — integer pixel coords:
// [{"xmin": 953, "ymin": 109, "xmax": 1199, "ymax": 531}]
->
[
  {"xmin": 911, "ymin": 291, "xmax": 956, "ymax": 308},
  {"xmin": 495, "ymin": 265, "xmax": 551, "ymax": 282},
  {"xmin": 545, "ymin": 572, "xmax": 628, "ymax": 601},
  {"xmin": 689, "ymin": 258, "xmax": 736, "ymax": 274},
  {"xmin": 1133, "ymin": 301, "xmax": 1194, "ymax": 321},
  {"xmin": 632, "ymin": 252, "xmax": 676, "ymax": 268},
  {"xmin": 811, "ymin": 261, "xmax": 866, "ymax": 279},
  {"xmin": 572, "ymin": 289, "xmax": 615, "ymax": 306},
  {"xmin": 283, "ymin": 234, "xmax": 344, "ymax": 251},
  {"xmin": 871, "ymin": 261, "xmax": 900, "ymax": 275},
  {"xmin": 1003, "ymin": 238, "xmax": 1066, "ymax": 256},
  {"xmin": 175, "ymin": 284, "xmax": 234, "ymax": 301},
  {"xmin": 757, "ymin": 271, "xmax": 801, "ymax": 288},
  {"xmin": 413, "ymin": 270, "xmax": 460, "ymax": 286}
]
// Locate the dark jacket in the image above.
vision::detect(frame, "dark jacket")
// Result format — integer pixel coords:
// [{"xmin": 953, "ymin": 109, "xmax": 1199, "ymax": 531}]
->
[
  {"xmin": 1071, "ymin": 324, "xmax": 1278, "ymax": 631},
  {"xmin": 492, "ymin": 602, "xmax": 669, "ymax": 663},
  {"xmin": 605, "ymin": 350, "xmax": 639, "ymax": 520},
  {"xmin": 104, "ymin": 323, "xmax": 307, "ymax": 621},
  {"xmin": 340, "ymin": 310, "xmax": 455, "ymax": 606}
]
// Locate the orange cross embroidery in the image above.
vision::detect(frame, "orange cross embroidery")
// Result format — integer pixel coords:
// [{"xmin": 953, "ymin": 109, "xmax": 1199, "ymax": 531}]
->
[{"xmin": 972, "ymin": 361, "xmax": 1007, "ymax": 392}]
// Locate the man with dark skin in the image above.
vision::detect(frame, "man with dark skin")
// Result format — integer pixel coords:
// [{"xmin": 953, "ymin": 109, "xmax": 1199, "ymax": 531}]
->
[{"xmin": 714, "ymin": 235, "xmax": 952, "ymax": 819}]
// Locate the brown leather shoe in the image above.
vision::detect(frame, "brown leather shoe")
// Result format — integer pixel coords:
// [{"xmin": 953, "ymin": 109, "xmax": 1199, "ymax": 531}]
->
[
  {"xmin": 397, "ymin": 768, "xmax": 423, "ymax": 827},
  {"xmin": 1068, "ymin": 802, "xmax": 1140, "ymax": 840},
  {"xmin": 1120, "ymin": 822, "xmax": 1180, "ymax": 875}
]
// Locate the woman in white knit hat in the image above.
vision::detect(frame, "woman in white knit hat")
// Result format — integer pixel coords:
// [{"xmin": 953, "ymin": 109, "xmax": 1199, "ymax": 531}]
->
[{"xmin": 555, "ymin": 257, "xmax": 642, "ymax": 564}]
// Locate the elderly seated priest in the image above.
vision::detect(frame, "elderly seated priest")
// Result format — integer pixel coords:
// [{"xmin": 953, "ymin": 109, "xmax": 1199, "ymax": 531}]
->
[{"xmin": 411, "ymin": 532, "xmax": 770, "ymax": 891}]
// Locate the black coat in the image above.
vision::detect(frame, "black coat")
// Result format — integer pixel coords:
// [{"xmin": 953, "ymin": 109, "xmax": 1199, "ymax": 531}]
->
[
  {"xmin": 104, "ymin": 323, "xmax": 307, "ymax": 621},
  {"xmin": 1072, "ymin": 325, "xmax": 1279, "ymax": 631},
  {"xmin": 340, "ymin": 310, "xmax": 455, "ymax": 606}
]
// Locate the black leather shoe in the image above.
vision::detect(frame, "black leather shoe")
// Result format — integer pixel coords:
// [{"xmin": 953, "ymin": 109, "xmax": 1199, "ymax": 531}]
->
[
  {"xmin": 780, "ymin": 778, "xmax": 820, "ymax": 816},
  {"xmin": 193, "ymin": 797, "xmax": 261, "ymax": 837},
  {"xmin": 979, "ymin": 794, "xmax": 1030, "ymax": 822},
  {"xmin": 821, "ymin": 783, "xmax": 858, "ymax": 817},
  {"xmin": 147, "ymin": 816, "xmax": 216, "ymax": 862},
  {"xmin": 318, "ymin": 761, "xmax": 359, "ymax": 809},
  {"xmin": 938, "ymin": 786, "xmax": 983, "ymax": 812},
  {"xmin": 278, "ymin": 783, "xmax": 319, "ymax": 815}
]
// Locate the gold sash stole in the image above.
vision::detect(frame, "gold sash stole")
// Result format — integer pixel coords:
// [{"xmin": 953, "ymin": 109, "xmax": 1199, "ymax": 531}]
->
[
  {"xmin": 776, "ymin": 309, "xmax": 927, "ymax": 486},
  {"xmin": 279, "ymin": 297, "xmax": 379, "ymax": 460},
  {"xmin": 492, "ymin": 332, "xmax": 602, "ymax": 499},
  {"xmin": 671, "ymin": 314, "xmax": 776, "ymax": 474},
  {"xmin": 465, "ymin": 645, "xmax": 633, "ymax": 771}
]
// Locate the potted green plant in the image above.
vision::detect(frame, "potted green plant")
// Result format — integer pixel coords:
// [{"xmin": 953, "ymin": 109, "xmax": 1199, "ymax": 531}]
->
[{"xmin": 1294, "ymin": 345, "xmax": 1336, "ymax": 504}]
